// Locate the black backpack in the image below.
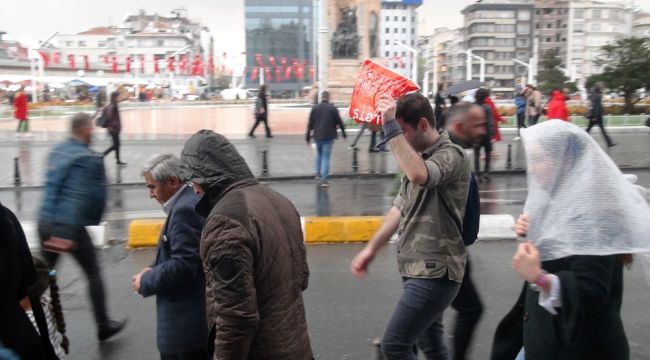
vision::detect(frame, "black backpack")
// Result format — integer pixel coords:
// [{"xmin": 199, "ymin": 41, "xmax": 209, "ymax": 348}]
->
[{"xmin": 442, "ymin": 175, "xmax": 480, "ymax": 246}]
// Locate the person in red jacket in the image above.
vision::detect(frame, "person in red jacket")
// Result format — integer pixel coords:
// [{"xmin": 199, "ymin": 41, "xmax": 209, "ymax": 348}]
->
[
  {"xmin": 14, "ymin": 86, "xmax": 30, "ymax": 137},
  {"xmin": 546, "ymin": 89, "xmax": 569, "ymax": 121},
  {"xmin": 485, "ymin": 93, "xmax": 505, "ymax": 142}
]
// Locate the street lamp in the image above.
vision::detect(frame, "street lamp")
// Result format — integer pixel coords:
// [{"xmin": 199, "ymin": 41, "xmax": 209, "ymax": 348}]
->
[
  {"xmin": 513, "ymin": 58, "xmax": 534, "ymax": 85},
  {"xmin": 318, "ymin": 0, "xmax": 329, "ymax": 102},
  {"xmin": 465, "ymin": 49, "xmax": 485, "ymax": 82},
  {"xmin": 393, "ymin": 40, "xmax": 418, "ymax": 85}
]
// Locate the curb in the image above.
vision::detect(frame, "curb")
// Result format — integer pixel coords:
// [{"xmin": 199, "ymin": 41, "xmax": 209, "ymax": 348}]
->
[{"xmin": 127, "ymin": 214, "xmax": 517, "ymax": 248}]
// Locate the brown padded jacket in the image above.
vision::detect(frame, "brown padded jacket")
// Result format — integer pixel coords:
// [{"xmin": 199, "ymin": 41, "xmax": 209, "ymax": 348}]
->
[{"xmin": 180, "ymin": 130, "xmax": 312, "ymax": 360}]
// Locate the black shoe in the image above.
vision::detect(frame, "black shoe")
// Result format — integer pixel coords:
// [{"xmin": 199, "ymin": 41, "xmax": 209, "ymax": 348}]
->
[
  {"xmin": 116, "ymin": 161, "xmax": 127, "ymax": 166},
  {"xmin": 608, "ymin": 143, "xmax": 617, "ymax": 148},
  {"xmin": 248, "ymin": 134, "xmax": 255, "ymax": 138},
  {"xmin": 266, "ymin": 134, "xmax": 273, "ymax": 138},
  {"xmin": 368, "ymin": 148, "xmax": 379, "ymax": 153},
  {"xmin": 97, "ymin": 319, "xmax": 127, "ymax": 341}
]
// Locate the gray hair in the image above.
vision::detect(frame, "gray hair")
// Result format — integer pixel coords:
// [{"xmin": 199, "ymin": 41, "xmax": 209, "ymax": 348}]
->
[
  {"xmin": 142, "ymin": 154, "xmax": 182, "ymax": 183},
  {"xmin": 445, "ymin": 102, "xmax": 481, "ymax": 127},
  {"xmin": 70, "ymin": 112, "xmax": 92, "ymax": 135}
]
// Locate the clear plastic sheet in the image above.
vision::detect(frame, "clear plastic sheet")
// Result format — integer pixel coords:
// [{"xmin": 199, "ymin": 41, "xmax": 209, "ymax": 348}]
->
[{"xmin": 521, "ymin": 120, "xmax": 650, "ymax": 261}]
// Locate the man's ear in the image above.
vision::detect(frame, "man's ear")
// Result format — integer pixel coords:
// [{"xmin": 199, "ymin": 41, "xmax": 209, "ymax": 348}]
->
[
  {"xmin": 170, "ymin": 176, "xmax": 182, "ymax": 187},
  {"xmin": 419, "ymin": 117, "xmax": 429, "ymax": 132}
]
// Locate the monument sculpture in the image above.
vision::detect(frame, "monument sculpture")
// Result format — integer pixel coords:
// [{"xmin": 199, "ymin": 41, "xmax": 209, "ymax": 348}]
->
[{"xmin": 332, "ymin": 7, "xmax": 361, "ymax": 59}]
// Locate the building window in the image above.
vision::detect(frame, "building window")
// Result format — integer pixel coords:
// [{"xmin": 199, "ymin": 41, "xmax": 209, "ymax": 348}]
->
[
  {"xmin": 411, "ymin": 40, "xmax": 414, "ymax": 46},
  {"xmin": 385, "ymin": 40, "xmax": 390, "ymax": 45},
  {"xmin": 574, "ymin": 24, "xmax": 584, "ymax": 32},
  {"xmin": 394, "ymin": 52, "xmax": 398, "ymax": 57},
  {"xmin": 574, "ymin": 10, "xmax": 584, "ymax": 19},
  {"xmin": 66, "ymin": 41, "xmax": 73, "ymax": 47},
  {"xmin": 394, "ymin": 28, "xmax": 398, "ymax": 33},
  {"xmin": 78, "ymin": 41, "xmax": 87, "ymax": 47},
  {"xmin": 118, "ymin": 41, "xmax": 124, "ymax": 48},
  {"xmin": 402, "ymin": 28, "xmax": 406, "ymax": 33},
  {"xmin": 157, "ymin": 40, "xmax": 164, "ymax": 47},
  {"xmin": 591, "ymin": 23, "xmax": 601, "ymax": 32},
  {"xmin": 517, "ymin": 24, "xmax": 530, "ymax": 34},
  {"xmin": 592, "ymin": 10, "xmax": 601, "ymax": 19},
  {"xmin": 385, "ymin": 16, "xmax": 390, "ymax": 21},
  {"xmin": 517, "ymin": 10, "xmax": 531, "ymax": 21},
  {"xmin": 402, "ymin": 16, "xmax": 406, "ymax": 21},
  {"xmin": 536, "ymin": 23, "xmax": 540, "ymax": 29},
  {"xmin": 516, "ymin": 38, "xmax": 529, "ymax": 47},
  {"xmin": 385, "ymin": 51, "xmax": 390, "ymax": 57},
  {"xmin": 547, "ymin": 23, "xmax": 552, "ymax": 29},
  {"xmin": 411, "ymin": 28, "xmax": 415, "ymax": 34},
  {"xmin": 394, "ymin": 16, "xmax": 398, "ymax": 21},
  {"xmin": 546, "ymin": 37, "xmax": 552, "ymax": 42},
  {"xmin": 386, "ymin": 28, "xmax": 390, "ymax": 33},
  {"xmin": 402, "ymin": 51, "xmax": 406, "ymax": 57},
  {"xmin": 98, "ymin": 41, "xmax": 106, "ymax": 48}
]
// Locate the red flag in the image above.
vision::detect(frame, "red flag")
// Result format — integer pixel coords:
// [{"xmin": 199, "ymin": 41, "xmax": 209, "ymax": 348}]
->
[
  {"xmin": 296, "ymin": 65, "xmax": 304, "ymax": 80},
  {"xmin": 102, "ymin": 55, "xmax": 109, "ymax": 64},
  {"xmin": 179, "ymin": 54, "xmax": 187, "ymax": 73},
  {"xmin": 310, "ymin": 66, "xmax": 315, "ymax": 81},
  {"xmin": 83, "ymin": 55, "xmax": 89, "ymax": 71},
  {"xmin": 284, "ymin": 66, "xmax": 293, "ymax": 80},
  {"xmin": 275, "ymin": 68, "xmax": 282, "ymax": 83},
  {"xmin": 167, "ymin": 56, "xmax": 174, "ymax": 72},
  {"xmin": 38, "ymin": 51, "xmax": 49, "ymax": 68},
  {"xmin": 251, "ymin": 67, "xmax": 259, "ymax": 81},
  {"xmin": 154, "ymin": 56, "xmax": 160, "ymax": 73},
  {"xmin": 67, "ymin": 54, "xmax": 76, "ymax": 69},
  {"xmin": 264, "ymin": 67, "xmax": 271, "ymax": 82},
  {"xmin": 269, "ymin": 55, "xmax": 277, "ymax": 67},
  {"xmin": 255, "ymin": 53, "xmax": 264, "ymax": 67},
  {"xmin": 52, "ymin": 52, "xmax": 60, "ymax": 64},
  {"xmin": 208, "ymin": 54, "xmax": 214, "ymax": 75},
  {"xmin": 140, "ymin": 55, "xmax": 145, "ymax": 73},
  {"xmin": 291, "ymin": 58, "xmax": 299, "ymax": 68},
  {"xmin": 125, "ymin": 56, "xmax": 132, "ymax": 73},
  {"xmin": 111, "ymin": 56, "xmax": 118, "ymax": 73},
  {"xmin": 191, "ymin": 54, "xmax": 202, "ymax": 75},
  {"xmin": 281, "ymin": 57, "xmax": 288, "ymax": 68}
]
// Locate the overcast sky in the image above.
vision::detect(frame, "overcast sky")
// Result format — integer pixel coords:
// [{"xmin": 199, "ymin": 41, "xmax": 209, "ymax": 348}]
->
[{"xmin": 1, "ymin": 0, "xmax": 647, "ymax": 54}]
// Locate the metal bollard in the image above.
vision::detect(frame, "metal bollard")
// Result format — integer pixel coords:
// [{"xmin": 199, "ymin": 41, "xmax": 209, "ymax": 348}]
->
[
  {"xmin": 14, "ymin": 157, "xmax": 21, "ymax": 186},
  {"xmin": 352, "ymin": 147, "xmax": 359, "ymax": 172},
  {"xmin": 373, "ymin": 338, "xmax": 384, "ymax": 360},
  {"xmin": 261, "ymin": 150, "xmax": 269, "ymax": 176},
  {"xmin": 506, "ymin": 144, "xmax": 512, "ymax": 170}
]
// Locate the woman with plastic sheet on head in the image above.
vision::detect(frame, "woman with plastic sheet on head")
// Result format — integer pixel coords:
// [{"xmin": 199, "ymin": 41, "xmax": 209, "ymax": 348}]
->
[{"xmin": 490, "ymin": 120, "xmax": 650, "ymax": 360}]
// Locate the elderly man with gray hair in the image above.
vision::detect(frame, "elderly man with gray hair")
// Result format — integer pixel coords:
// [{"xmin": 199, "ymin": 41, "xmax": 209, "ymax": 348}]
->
[{"xmin": 132, "ymin": 154, "xmax": 208, "ymax": 360}]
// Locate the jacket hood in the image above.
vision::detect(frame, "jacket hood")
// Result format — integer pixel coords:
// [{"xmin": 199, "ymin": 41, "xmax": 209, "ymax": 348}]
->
[
  {"xmin": 180, "ymin": 130, "xmax": 255, "ymax": 203},
  {"xmin": 551, "ymin": 90, "xmax": 564, "ymax": 101}
]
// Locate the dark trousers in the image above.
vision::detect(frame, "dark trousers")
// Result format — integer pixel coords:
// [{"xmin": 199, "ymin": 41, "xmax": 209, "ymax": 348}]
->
[
  {"xmin": 528, "ymin": 114, "xmax": 540, "ymax": 126},
  {"xmin": 381, "ymin": 277, "xmax": 460, "ymax": 360},
  {"xmin": 369, "ymin": 131, "xmax": 386, "ymax": 151},
  {"xmin": 38, "ymin": 221, "xmax": 109, "ymax": 327},
  {"xmin": 586, "ymin": 115, "xmax": 614, "ymax": 147},
  {"xmin": 350, "ymin": 122, "xmax": 368, "ymax": 148},
  {"xmin": 473, "ymin": 136, "xmax": 492, "ymax": 175},
  {"xmin": 450, "ymin": 258, "xmax": 484, "ymax": 360},
  {"xmin": 516, "ymin": 113, "xmax": 526, "ymax": 136},
  {"xmin": 249, "ymin": 114, "xmax": 271, "ymax": 137},
  {"xmin": 160, "ymin": 350, "xmax": 209, "ymax": 360},
  {"xmin": 103, "ymin": 132, "xmax": 122, "ymax": 162}
]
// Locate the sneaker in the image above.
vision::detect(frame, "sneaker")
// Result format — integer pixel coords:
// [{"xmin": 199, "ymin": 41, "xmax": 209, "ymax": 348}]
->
[
  {"xmin": 320, "ymin": 182, "xmax": 330, "ymax": 188},
  {"xmin": 23, "ymin": 132, "xmax": 34, "ymax": 138},
  {"xmin": 14, "ymin": 133, "xmax": 22, "ymax": 139},
  {"xmin": 97, "ymin": 319, "xmax": 127, "ymax": 341}
]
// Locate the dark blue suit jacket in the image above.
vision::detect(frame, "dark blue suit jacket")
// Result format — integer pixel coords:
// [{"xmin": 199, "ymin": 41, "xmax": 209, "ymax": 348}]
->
[{"xmin": 139, "ymin": 186, "xmax": 207, "ymax": 355}]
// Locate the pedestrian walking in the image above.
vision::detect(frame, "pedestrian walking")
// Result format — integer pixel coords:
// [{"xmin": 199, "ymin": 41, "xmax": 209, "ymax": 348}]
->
[
  {"xmin": 474, "ymin": 88, "xmax": 495, "ymax": 182},
  {"xmin": 445, "ymin": 102, "xmax": 487, "ymax": 360},
  {"xmin": 102, "ymin": 91, "xmax": 127, "ymax": 165},
  {"xmin": 306, "ymin": 91, "xmax": 347, "ymax": 187},
  {"xmin": 14, "ymin": 86, "xmax": 30, "ymax": 138},
  {"xmin": 586, "ymin": 82, "xmax": 616, "ymax": 147},
  {"xmin": 546, "ymin": 89, "xmax": 569, "ymax": 121},
  {"xmin": 132, "ymin": 154, "xmax": 208, "ymax": 360},
  {"xmin": 248, "ymin": 84, "xmax": 272, "ymax": 138},
  {"xmin": 180, "ymin": 130, "xmax": 313, "ymax": 360},
  {"xmin": 38, "ymin": 113, "xmax": 126, "ymax": 342},
  {"xmin": 490, "ymin": 120, "xmax": 650, "ymax": 359},
  {"xmin": 514, "ymin": 87, "xmax": 527, "ymax": 139},
  {"xmin": 0, "ymin": 203, "xmax": 59, "ymax": 360},
  {"xmin": 434, "ymin": 84, "xmax": 447, "ymax": 131},
  {"xmin": 524, "ymin": 84, "xmax": 542, "ymax": 126},
  {"xmin": 351, "ymin": 93, "xmax": 470, "ymax": 360}
]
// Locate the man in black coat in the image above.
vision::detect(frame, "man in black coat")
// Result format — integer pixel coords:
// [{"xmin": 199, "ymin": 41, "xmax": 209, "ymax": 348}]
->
[
  {"xmin": 132, "ymin": 154, "xmax": 208, "ymax": 360},
  {"xmin": 306, "ymin": 91, "xmax": 347, "ymax": 187}
]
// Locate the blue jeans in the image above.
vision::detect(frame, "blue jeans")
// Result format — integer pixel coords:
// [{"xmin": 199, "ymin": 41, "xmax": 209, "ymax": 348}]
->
[
  {"xmin": 315, "ymin": 139, "xmax": 334, "ymax": 182},
  {"xmin": 382, "ymin": 277, "xmax": 461, "ymax": 360}
]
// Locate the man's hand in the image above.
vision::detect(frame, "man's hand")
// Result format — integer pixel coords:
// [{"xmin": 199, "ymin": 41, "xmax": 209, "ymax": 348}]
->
[
  {"xmin": 512, "ymin": 241, "xmax": 542, "ymax": 283},
  {"xmin": 515, "ymin": 214, "xmax": 529, "ymax": 237},
  {"xmin": 132, "ymin": 267, "xmax": 152, "ymax": 293},
  {"xmin": 376, "ymin": 94, "xmax": 397, "ymax": 124},
  {"xmin": 351, "ymin": 246, "xmax": 377, "ymax": 278}
]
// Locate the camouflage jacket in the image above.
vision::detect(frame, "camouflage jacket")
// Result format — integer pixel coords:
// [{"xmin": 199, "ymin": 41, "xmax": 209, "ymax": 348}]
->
[{"xmin": 393, "ymin": 131, "xmax": 470, "ymax": 282}]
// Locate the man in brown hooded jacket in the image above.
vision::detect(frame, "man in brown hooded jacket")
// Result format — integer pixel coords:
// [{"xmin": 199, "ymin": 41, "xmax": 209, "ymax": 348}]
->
[{"xmin": 179, "ymin": 130, "xmax": 312, "ymax": 360}]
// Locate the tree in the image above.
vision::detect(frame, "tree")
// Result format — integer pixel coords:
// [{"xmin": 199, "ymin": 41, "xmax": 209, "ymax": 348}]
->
[
  {"xmin": 536, "ymin": 48, "xmax": 570, "ymax": 94},
  {"xmin": 592, "ymin": 37, "xmax": 650, "ymax": 114}
]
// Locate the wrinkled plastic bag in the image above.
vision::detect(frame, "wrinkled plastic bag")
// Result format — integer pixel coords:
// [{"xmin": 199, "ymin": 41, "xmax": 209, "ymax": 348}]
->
[
  {"xmin": 521, "ymin": 120, "xmax": 650, "ymax": 261},
  {"xmin": 349, "ymin": 59, "xmax": 419, "ymax": 127}
]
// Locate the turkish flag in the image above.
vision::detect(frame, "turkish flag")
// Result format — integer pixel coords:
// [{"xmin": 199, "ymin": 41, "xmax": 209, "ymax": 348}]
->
[
  {"xmin": 255, "ymin": 53, "xmax": 264, "ymax": 67},
  {"xmin": 191, "ymin": 54, "xmax": 202, "ymax": 75},
  {"xmin": 284, "ymin": 66, "xmax": 292, "ymax": 80},
  {"xmin": 269, "ymin": 55, "xmax": 277, "ymax": 67},
  {"xmin": 68, "ymin": 54, "xmax": 76, "ymax": 69},
  {"xmin": 140, "ymin": 55, "xmax": 145, "ymax": 73},
  {"xmin": 280, "ymin": 57, "xmax": 288, "ymax": 68},
  {"xmin": 167, "ymin": 57, "xmax": 174, "ymax": 72},
  {"xmin": 38, "ymin": 51, "xmax": 49, "ymax": 68},
  {"xmin": 52, "ymin": 52, "xmax": 60, "ymax": 64},
  {"xmin": 180, "ymin": 55, "xmax": 188, "ymax": 73},
  {"xmin": 264, "ymin": 68, "xmax": 271, "ymax": 83},
  {"xmin": 154, "ymin": 56, "xmax": 160, "ymax": 73},
  {"xmin": 126, "ymin": 57, "xmax": 132, "ymax": 72},
  {"xmin": 296, "ymin": 66, "xmax": 304, "ymax": 80},
  {"xmin": 102, "ymin": 55, "xmax": 109, "ymax": 64},
  {"xmin": 111, "ymin": 56, "xmax": 118, "ymax": 73},
  {"xmin": 251, "ymin": 67, "xmax": 259, "ymax": 81},
  {"xmin": 275, "ymin": 68, "xmax": 283, "ymax": 83},
  {"xmin": 83, "ymin": 55, "xmax": 89, "ymax": 71}
]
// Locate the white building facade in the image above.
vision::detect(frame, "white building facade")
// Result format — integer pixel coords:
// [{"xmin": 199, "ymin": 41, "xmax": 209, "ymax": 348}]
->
[{"xmin": 379, "ymin": 0, "xmax": 422, "ymax": 79}]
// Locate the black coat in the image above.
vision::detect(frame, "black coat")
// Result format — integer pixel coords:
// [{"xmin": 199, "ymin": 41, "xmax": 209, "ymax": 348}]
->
[
  {"xmin": 491, "ymin": 255, "xmax": 628, "ymax": 360},
  {"xmin": 139, "ymin": 186, "xmax": 208, "ymax": 355},
  {"xmin": 0, "ymin": 203, "xmax": 58, "ymax": 359},
  {"xmin": 306, "ymin": 101, "xmax": 346, "ymax": 142}
]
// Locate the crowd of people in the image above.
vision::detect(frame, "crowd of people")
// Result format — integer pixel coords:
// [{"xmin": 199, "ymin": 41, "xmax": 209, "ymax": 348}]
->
[{"xmin": 1, "ymin": 79, "xmax": 647, "ymax": 360}]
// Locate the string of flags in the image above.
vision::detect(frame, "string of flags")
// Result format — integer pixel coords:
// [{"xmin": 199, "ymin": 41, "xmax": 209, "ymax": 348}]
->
[{"xmin": 251, "ymin": 53, "xmax": 315, "ymax": 82}]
